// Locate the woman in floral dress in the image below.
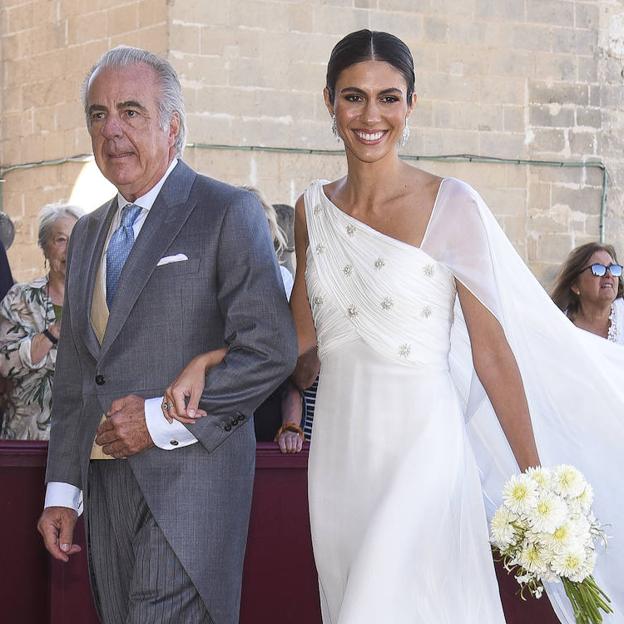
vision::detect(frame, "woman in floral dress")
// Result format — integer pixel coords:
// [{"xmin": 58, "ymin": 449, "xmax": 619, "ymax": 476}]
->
[{"xmin": 0, "ymin": 203, "xmax": 82, "ymax": 439}]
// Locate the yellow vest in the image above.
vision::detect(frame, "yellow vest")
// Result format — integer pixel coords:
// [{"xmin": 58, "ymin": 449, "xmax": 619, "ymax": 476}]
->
[{"xmin": 89, "ymin": 260, "xmax": 114, "ymax": 460}]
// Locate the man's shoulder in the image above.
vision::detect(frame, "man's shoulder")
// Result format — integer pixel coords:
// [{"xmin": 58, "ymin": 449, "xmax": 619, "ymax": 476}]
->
[
  {"xmin": 191, "ymin": 171, "xmax": 250, "ymax": 205},
  {"xmin": 63, "ymin": 200, "xmax": 112, "ymax": 246}
]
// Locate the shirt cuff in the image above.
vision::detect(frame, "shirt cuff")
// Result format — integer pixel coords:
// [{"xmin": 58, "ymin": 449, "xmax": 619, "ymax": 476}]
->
[
  {"xmin": 45, "ymin": 482, "xmax": 83, "ymax": 515},
  {"xmin": 145, "ymin": 397, "xmax": 198, "ymax": 450}
]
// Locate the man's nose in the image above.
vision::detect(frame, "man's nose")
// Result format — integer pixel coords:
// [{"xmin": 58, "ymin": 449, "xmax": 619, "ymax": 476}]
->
[{"xmin": 101, "ymin": 115, "xmax": 123, "ymax": 139}]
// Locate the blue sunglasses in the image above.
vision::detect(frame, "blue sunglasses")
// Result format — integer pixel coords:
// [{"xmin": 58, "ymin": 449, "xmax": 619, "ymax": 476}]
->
[{"xmin": 581, "ymin": 263, "xmax": 623, "ymax": 278}]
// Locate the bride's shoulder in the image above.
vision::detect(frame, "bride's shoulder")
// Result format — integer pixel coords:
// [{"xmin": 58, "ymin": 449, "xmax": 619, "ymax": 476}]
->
[
  {"xmin": 296, "ymin": 178, "xmax": 332, "ymax": 222},
  {"xmin": 439, "ymin": 177, "xmax": 483, "ymax": 203}
]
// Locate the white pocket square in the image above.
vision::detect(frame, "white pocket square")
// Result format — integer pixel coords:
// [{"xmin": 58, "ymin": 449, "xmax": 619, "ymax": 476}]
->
[{"xmin": 157, "ymin": 254, "xmax": 188, "ymax": 266}]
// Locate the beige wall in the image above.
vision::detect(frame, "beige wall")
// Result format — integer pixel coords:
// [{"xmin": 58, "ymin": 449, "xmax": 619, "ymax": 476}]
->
[{"xmin": 2, "ymin": 0, "xmax": 623, "ymax": 287}]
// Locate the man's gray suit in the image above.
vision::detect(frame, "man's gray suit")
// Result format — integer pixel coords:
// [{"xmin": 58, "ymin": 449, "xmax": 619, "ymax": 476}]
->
[{"xmin": 46, "ymin": 160, "xmax": 298, "ymax": 622}]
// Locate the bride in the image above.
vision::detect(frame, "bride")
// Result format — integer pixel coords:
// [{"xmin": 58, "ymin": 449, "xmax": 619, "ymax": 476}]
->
[{"xmin": 163, "ymin": 30, "xmax": 623, "ymax": 624}]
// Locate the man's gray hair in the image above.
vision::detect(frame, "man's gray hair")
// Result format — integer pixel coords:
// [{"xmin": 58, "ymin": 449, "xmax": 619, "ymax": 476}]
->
[
  {"xmin": 38, "ymin": 203, "xmax": 84, "ymax": 250},
  {"xmin": 82, "ymin": 46, "xmax": 187, "ymax": 156}
]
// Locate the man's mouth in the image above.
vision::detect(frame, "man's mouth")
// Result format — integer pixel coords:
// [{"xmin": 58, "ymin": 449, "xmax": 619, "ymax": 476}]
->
[{"xmin": 107, "ymin": 151, "xmax": 134, "ymax": 159}]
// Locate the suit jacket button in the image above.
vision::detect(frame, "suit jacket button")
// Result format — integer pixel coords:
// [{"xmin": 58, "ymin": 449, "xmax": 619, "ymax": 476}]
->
[
  {"xmin": 95, "ymin": 374, "xmax": 105, "ymax": 385},
  {"xmin": 170, "ymin": 440, "xmax": 179, "ymax": 446},
  {"xmin": 224, "ymin": 424, "xmax": 232, "ymax": 432}
]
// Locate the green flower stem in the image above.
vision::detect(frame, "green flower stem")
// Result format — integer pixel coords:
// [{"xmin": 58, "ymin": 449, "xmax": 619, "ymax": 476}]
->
[{"xmin": 562, "ymin": 577, "xmax": 612, "ymax": 624}]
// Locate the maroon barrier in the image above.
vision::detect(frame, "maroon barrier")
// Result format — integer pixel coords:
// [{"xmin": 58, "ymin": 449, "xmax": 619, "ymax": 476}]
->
[
  {"xmin": 0, "ymin": 442, "xmax": 50, "ymax": 624},
  {"xmin": 0, "ymin": 441, "xmax": 559, "ymax": 624}
]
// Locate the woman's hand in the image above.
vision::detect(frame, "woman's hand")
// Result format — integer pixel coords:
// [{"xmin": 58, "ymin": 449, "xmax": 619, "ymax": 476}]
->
[
  {"xmin": 162, "ymin": 348, "xmax": 227, "ymax": 424},
  {"xmin": 277, "ymin": 382, "xmax": 305, "ymax": 454},
  {"xmin": 277, "ymin": 429, "xmax": 303, "ymax": 454}
]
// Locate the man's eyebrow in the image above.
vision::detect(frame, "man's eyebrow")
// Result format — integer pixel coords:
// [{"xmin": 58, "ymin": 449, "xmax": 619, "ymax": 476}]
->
[
  {"xmin": 118, "ymin": 100, "xmax": 148, "ymax": 112},
  {"xmin": 87, "ymin": 104, "xmax": 107, "ymax": 115}
]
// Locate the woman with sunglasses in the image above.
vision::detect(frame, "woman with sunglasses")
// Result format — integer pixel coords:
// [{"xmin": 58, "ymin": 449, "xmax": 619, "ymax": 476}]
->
[{"xmin": 552, "ymin": 242, "xmax": 624, "ymax": 344}]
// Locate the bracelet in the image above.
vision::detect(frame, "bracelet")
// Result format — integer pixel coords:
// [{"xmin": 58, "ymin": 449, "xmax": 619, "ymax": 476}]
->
[
  {"xmin": 274, "ymin": 422, "xmax": 304, "ymax": 442},
  {"xmin": 43, "ymin": 329, "xmax": 58, "ymax": 345}
]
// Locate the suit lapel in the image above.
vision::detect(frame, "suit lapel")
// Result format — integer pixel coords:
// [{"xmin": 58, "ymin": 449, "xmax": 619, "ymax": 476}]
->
[
  {"xmin": 79, "ymin": 198, "xmax": 117, "ymax": 360},
  {"xmin": 99, "ymin": 161, "xmax": 197, "ymax": 358}
]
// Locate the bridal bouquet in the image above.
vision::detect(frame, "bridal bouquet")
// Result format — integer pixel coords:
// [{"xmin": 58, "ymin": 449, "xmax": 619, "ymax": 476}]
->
[{"xmin": 490, "ymin": 465, "xmax": 612, "ymax": 624}]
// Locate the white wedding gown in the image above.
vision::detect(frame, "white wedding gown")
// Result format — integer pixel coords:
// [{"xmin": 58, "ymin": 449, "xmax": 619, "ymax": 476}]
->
[{"xmin": 304, "ymin": 178, "xmax": 624, "ymax": 624}]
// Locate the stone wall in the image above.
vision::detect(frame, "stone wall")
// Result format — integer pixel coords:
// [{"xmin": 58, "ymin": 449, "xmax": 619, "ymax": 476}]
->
[{"xmin": 2, "ymin": 0, "xmax": 622, "ymax": 288}]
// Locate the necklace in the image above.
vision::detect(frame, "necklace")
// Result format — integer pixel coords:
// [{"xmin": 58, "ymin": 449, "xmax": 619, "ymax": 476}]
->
[{"xmin": 607, "ymin": 303, "xmax": 618, "ymax": 343}]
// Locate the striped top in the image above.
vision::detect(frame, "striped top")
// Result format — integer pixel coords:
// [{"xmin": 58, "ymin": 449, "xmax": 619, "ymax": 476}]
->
[{"xmin": 302, "ymin": 377, "xmax": 318, "ymax": 441}]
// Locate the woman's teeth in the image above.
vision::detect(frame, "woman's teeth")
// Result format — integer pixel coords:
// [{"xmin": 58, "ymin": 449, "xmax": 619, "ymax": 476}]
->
[{"xmin": 356, "ymin": 130, "xmax": 385, "ymax": 141}]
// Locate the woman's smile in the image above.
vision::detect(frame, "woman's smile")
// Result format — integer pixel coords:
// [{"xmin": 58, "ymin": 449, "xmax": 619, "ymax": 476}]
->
[{"xmin": 352, "ymin": 129, "xmax": 388, "ymax": 144}]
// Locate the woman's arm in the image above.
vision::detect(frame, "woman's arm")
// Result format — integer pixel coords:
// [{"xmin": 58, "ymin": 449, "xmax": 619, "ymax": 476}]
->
[
  {"xmin": 0, "ymin": 290, "xmax": 56, "ymax": 378},
  {"xmin": 163, "ymin": 347, "xmax": 227, "ymax": 423},
  {"xmin": 29, "ymin": 322, "xmax": 60, "ymax": 365},
  {"xmin": 276, "ymin": 381, "xmax": 305, "ymax": 454},
  {"xmin": 290, "ymin": 195, "xmax": 320, "ymax": 390},
  {"xmin": 456, "ymin": 280, "xmax": 540, "ymax": 471}
]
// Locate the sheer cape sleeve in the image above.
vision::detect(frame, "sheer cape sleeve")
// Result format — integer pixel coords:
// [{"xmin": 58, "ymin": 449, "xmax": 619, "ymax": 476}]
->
[{"xmin": 422, "ymin": 178, "xmax": 624, "ymax": 624}]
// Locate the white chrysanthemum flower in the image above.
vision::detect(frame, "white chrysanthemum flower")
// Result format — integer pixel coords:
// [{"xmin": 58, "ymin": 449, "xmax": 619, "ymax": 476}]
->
[
  {"xmin": 542, "ymin": 521, "xmax": 580, "ymax": 553},
  {"xmin": 503, "ymin": 474, "xmax": 538, "ymax": 514},
  {"xmin": 526, "ymin": 466, "xmax": 552, "ymax": 490},
  {"xmin": 581, "ymin": 549, "xmax": 597, "ymax": 578},
  {"xmin": 569, "ymin": 516, "xmax": 592, "ymax": 543},
  {"xmin": 518, "ymin": 541, "xmax": 550, "ymax": 575},
  {"xmin": 575, "ymin": 484, "xmax": 594, "ymax": 512},
  {"xmin": 552, "ymin": 546, "xmax": 591, "ymax": 582},
  {"xmin": 553, "ymin": 465, "xmax": 586, "ymax": 499},
  {"xmin": 491, "ymin": 507, "xmax": 519, "ymax": 549},
  {"xmin": 528, "ymin": 493, "xmax": 568, "ymax": 533}
]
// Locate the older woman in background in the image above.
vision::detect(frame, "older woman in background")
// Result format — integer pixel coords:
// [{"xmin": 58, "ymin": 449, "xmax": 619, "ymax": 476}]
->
[
  {"xmin": 0, "ymin": 203, "xmax": 82, "ymax": 439},
  {"xmin": 552, "ymin": 241, "xmax": 624, "ymax": 344}
]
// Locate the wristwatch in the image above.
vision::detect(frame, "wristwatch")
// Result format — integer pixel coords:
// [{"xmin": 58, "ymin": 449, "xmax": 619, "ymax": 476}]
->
[{"xmin": 43, "ymin": 328, "xmax": 58, "ymax": 345}]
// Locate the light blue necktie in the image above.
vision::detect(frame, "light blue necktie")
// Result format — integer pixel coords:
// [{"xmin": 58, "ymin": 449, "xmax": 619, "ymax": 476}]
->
[{"xmin": 106, "ymin": 203, "xmax": 143, "ymax": 309}]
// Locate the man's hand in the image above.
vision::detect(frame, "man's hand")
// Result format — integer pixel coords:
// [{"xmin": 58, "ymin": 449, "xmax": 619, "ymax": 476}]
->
[
  {"xmin": 37, "ymin": 507, "xmax": 81, "ymax": 563},
  {"xmin": 95, "ymin": 394, "xmax": 154, "ymax": 458}
]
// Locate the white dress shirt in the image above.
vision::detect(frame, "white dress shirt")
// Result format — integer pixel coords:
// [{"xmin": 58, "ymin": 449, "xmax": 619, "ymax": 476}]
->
[{"xmin": 45, "ymin": 158, "xmax": 198, "ymax": 513}]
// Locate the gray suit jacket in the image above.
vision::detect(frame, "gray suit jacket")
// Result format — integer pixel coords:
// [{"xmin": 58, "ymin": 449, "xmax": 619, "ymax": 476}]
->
[{"xmin": 46, "ymin": 160, "xmax": 298, "ymax": 622}]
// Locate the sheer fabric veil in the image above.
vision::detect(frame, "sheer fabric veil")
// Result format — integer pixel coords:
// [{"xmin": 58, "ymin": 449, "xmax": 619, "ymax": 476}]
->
[{"xmin": 421, "ymin": 178, "xmax": 624, "ymax": 623}]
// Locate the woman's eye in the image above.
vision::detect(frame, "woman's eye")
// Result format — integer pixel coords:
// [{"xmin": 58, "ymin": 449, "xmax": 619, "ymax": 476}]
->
[
  {"xmin": 381, "ymin": 96, "xmax": 399, "ymax": 104},
  {"xmin": 345, "ymin": 94, "xmax": 363, "ymax": 103}
]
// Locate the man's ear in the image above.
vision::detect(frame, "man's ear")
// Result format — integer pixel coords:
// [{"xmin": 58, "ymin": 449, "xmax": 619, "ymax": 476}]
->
[{"xmin": 168, "ymin": 112, "xmax": 180, "ymax": 148}]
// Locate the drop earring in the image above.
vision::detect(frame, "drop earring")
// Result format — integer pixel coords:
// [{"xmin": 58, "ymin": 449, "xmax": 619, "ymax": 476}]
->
[
  {"xmin": 400, "ymin": 123, "xmax": 410, "ymax": 147},
  {"xmin": 331, "ymin": 114, "xmax": 340, "ymax": 142}
]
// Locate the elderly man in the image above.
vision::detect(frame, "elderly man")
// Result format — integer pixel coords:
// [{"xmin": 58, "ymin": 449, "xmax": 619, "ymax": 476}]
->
[{"xmin": 37, "ymin": 47, "xmax": 297, "ymax": 624}]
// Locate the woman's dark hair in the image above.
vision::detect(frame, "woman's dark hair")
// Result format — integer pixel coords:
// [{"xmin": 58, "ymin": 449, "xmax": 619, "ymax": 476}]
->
[
  {"xmin": 551, "ymin": 242, "xmax": 623, "ymax": 316},
  {"xmin": 326, "ymin": 29, "xmax": 415, "ymax": 103}
]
